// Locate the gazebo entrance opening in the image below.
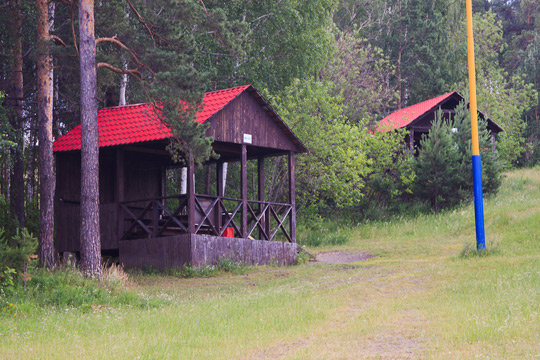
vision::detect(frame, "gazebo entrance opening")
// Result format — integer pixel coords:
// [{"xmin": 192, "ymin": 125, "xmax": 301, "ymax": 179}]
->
[{"xmin": 119, "ymin": 152, "xmax": 295, "ymax": 243}]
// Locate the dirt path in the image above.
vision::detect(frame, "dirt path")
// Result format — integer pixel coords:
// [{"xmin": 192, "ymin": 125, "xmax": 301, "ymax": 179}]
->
[
  {"xmin": 316, "ymin": 251, "xmax": 376, "ymax": 264},
  {"xmin": 246, "ymin": 256, "xmax": 434, "ymax": 360}
]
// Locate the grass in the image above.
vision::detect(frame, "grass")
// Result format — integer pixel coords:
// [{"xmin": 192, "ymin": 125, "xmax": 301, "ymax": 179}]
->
[{"xmin": 1, "ymin": 167, "xmax": 540, "ymax": 359}]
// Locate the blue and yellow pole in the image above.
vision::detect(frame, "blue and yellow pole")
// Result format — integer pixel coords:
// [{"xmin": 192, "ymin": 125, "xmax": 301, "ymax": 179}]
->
[{"xmin": 466, "ymin": 0, "xmax": 486, "ymax": 250}]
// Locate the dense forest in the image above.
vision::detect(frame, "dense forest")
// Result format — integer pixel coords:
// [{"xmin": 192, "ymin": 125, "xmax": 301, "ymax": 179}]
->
[{"xmin": 0, "ymin": 0, "xmax": 539, "ymax": 274}]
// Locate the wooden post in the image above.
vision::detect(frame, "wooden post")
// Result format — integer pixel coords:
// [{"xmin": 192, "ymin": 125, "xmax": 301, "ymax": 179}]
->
[
  {"xmin": 288, "ymin": 151, "xmax": 296, "ymax": 243},
  {"xmin": 216, "ymin": 161, "xmax": 223, "ymax": 234},
  {"xmin": 187, "ymin": 153, "xmax": 195, "ymax": 233},
  {"xmin": 258, "ymin": 156, "xmax": 267, "ymax": 240},
  {"xmin": 241, "ymin": 144, "xmax": 248, "ymax": 238},
  {"xmin": 116, "ymin": 149, "xmax": 125, "ymax": 241},
  {"xmin": 161, "ymin": 167, "xmax": 166, "ymax": 198},
  {"xmin": 152, "ymin": 200, "xmax": 158, "ymax": 238},
  {"xmin": 205, "ymin": 164, "xmax": 211, "ymax": 194},
  {"xmin": 491, "ymin": 133, "xmax": 496, "ymax": 153},
  {"xmin": 409, "ymin": 128, "xmax": 415, "ymax": 155},
  {"xmin": 216, "ymin": 161, "xmax": 223, "ymax": 196}
]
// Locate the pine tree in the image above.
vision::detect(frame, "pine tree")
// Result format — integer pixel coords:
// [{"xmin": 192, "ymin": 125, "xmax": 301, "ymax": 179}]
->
[
  {"xmin": 451, "ymin": 100, "xmax": 502, "ymax": 196},
  {"xmin": 413, "ymin": 109, "xmax": 462, "ymax": 212},
  {"xmin": 79, "ymin": 0, "xmax": 102, "ymax": 280},
  {"xmin": 37, "ymin": 0, "xmax": 56, "ymax": 269}
]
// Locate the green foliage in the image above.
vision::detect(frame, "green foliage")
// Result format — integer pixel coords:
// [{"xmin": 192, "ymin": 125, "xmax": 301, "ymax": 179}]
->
[
  {"xmin": 413, "ymin": 103, "xmax": 503, "ymax": 213},
  {"xmin": 321, "ymin": 32, "xmax": 397, "ymax": 125},
  {"xmin": 207, "ymin": 0, "xmax": 336, "ymax": 93},
  {"xmin": 413, "ymin": 110, "xmax": 462, "ymax": 212},
  {"xmin": 0, "ymin": 228, "xmax": 37, "ymax": 272},
  {"xmin": 297, "ymin": 216, "xmax": 352, "ymax": 247},
  {"xmin": 451, "ymin": 11, "xmax": 538, "ymax": 168},
  {"xmin": 268, "ymin": 79, "xmax": 371, "ymax": 211},
  {"xmin": 451, "ymin": 100, "xmax": 502, "ymax": 196},
  {"xmin": 0, "ymin": 264, "xmax": 165, "ymax": 316},
  {"xmin": 359, "ymin": 128, "xmax": 415, "ymax": 217}
]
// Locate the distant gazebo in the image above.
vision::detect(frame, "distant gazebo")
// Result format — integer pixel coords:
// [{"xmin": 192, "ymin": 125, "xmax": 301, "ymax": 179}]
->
[
  {"xmin": 53, "ymin": 85, "xmax": 306, "ymax": 268},
  {"xmin": 379, "ymin": 92, "xmax": 504, "ymax": 154}
]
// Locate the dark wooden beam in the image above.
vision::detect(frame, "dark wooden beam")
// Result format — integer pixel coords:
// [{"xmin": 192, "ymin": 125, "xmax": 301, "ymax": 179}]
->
[
  {"xmin": 187, "ymin": 153, "xmax": 195, "ymax": 233},
  {"xmin": 288, "ymin": 151, "xmax": 296, "ymax": 243},
  {"xmin": 205, "ymin": 164, "xmax": 211, "ymax": 194},
  {"xmin": 216, "ymin": 161, "xmax": 223, "ymax": 197},
  {"xmin": 116, "ymin": 149, "xmax": 125, "ymax": 242},
  {"xmin": 216, "ymin": 161, "xmax": 223, "ymax": 234},
  {"xmin": 241, "ymin": 144, "xmax": 248, "ymax": 238},
  {"xmin": 258, "ymin": 156, "xmax": 268, "ymax": 240}
]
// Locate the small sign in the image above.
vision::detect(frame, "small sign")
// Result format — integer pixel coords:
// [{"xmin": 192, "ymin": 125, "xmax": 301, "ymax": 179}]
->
[{"xmin": 243, "ymin": 133, "xmax": 252, "ymax": 144}]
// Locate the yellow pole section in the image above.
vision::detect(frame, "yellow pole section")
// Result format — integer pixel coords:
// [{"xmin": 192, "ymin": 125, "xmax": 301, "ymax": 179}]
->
[{"xmin": 466, "ymin": 0, "xmax": 480, "ymax": 156}]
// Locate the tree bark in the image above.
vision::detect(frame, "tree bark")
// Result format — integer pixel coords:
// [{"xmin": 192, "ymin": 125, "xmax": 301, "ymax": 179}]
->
[
  {"xmin": 8, "ymin": 0, "xmax": 26, "ymax": 228},
  {"xmin": 79, "ymin": 0, "xmax": 102, "ymax": 279},
  {"xmin": 37, "ymin": 0, "xmax": 57, "ymax": 269}
]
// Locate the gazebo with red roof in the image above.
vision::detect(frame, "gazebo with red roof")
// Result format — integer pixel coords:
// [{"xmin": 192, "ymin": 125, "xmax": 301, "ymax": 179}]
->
[
  {"xmin": 378, "ymin": 92, "xmax": 503, "ymax": 154},
  {"xmin": 54, "ymin": 85, "xmax": 306, "ymax": 268}
]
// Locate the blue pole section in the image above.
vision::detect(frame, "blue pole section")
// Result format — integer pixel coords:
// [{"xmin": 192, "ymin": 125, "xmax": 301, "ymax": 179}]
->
[{"xmin": 472, "ymin": 155, "xmax": 485, "ymax": 250}]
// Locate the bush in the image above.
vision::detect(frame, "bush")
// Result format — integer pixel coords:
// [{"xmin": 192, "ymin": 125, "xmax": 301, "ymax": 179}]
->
[
  {"xmin": 297, "ymin": 216, "xmax": 353, "ymax": 247},
  {"xmin": 0, "ymin": 227, "xmax": 37, "ymax": 272}
]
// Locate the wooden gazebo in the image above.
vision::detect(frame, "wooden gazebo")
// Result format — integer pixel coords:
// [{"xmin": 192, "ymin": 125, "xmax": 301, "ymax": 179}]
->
[
  {"xmin": 379, "ymin": 92, "xmax": 504, "ymax": 154},
  {"xmin": 53, "ymin": 85, "xmax": 306, "ymax": 268}
]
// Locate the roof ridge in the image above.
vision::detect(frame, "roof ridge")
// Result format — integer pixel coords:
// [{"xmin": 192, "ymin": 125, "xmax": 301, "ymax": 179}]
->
[
  {"xmin": 203, "ymin": 84, "xmax": 250, "ymax": 95},
  {"xmin": 99, "ymin": 103, "xmax": 149, "ymax": 111}
]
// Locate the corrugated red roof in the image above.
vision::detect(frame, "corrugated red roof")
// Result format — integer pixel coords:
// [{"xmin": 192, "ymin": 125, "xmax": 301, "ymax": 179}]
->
[
  {"xmin": 378, "ymin": 92, "xmax": 454, "ymax": 132},
  {"xmin": 53, "ymin": 85, "xmax": 251, "ymax": 152}
]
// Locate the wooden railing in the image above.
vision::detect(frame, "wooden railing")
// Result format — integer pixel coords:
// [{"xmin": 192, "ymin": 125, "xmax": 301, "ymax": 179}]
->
[{"xmin": 119, "ymin": 194, "xmax": 292, "ymax": 242}]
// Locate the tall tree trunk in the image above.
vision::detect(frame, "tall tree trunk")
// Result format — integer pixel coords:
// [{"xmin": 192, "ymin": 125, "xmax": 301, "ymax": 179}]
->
[
  {"xmin": 37, "ymin": 0, "xmax": 56, "ymax": 269},
  {"xmin": 79, "ymin": 0, "xmax": 102, "ymax": 279},
  {"xmin": 9, "ymin": 0, "xmax": 25, "ymax": 228}
]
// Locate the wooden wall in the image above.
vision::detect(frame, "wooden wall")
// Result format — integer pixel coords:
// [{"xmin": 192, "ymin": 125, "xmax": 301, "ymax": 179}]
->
[
  {"xmin": 208, "ymin": 92, "xmax": 299, "ymax": 152},
  {"xmin": 119, "ymin": 234, "xmax": 297, "ymax": 269},
  {"xmin": 55, "ymin": 147, "xmax": 169, "ymax": 254},
  {"xmin": 124, "ymin": 151, "xmax": 164, "ymax": 202}
]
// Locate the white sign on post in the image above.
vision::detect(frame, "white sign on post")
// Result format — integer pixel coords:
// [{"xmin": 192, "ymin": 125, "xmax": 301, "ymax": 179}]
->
[{"xmin": 243, "ymin": 133, "xmax": 252, "ymax": 144}]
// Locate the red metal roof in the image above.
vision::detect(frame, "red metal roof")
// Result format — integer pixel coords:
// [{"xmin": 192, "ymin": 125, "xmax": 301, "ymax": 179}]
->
[
  {"xmin": 53, "ymin": 85, "xmax": 251, "ymax": 152},
  {"xmin": 378, "ymin": 92, "xmax": 454, "ymax": 132}
]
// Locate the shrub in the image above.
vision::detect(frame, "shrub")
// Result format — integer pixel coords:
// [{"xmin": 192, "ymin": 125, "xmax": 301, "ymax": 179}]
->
[
  {"xmin": 0, "ymin": 227, "xmax": 37, "ymax": 272},
  {"xmin": 297, "ymin": 217, "xmax": 352, "ymax": 247}
]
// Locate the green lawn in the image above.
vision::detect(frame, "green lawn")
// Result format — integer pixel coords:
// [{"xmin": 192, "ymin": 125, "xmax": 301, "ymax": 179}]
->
[{"xmin": 2, "ymin": 167, "xmax": 540, "ymax": 359}]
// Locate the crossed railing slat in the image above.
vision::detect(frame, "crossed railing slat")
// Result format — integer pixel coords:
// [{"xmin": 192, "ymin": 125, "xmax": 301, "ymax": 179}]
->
[{"xmin": 120, "ymin": 194, "xmax": 292, "ymax": 242}]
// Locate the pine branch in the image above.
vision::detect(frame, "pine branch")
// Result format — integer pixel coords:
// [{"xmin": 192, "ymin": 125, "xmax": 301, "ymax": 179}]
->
[
  {"xmin": 96, "ymin": 36, "xmax": 154, "ymax": 75},
  {"xmin": 70, "ymin": 0, "xmax": 78, "ymax": 56},
  {"xmin": 125, "ymin": 0, "xmax": 169, "ymax": 46},
  {"xmin": 97, "ymin": 62, "xmax": 142, "ymax": 81}
]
